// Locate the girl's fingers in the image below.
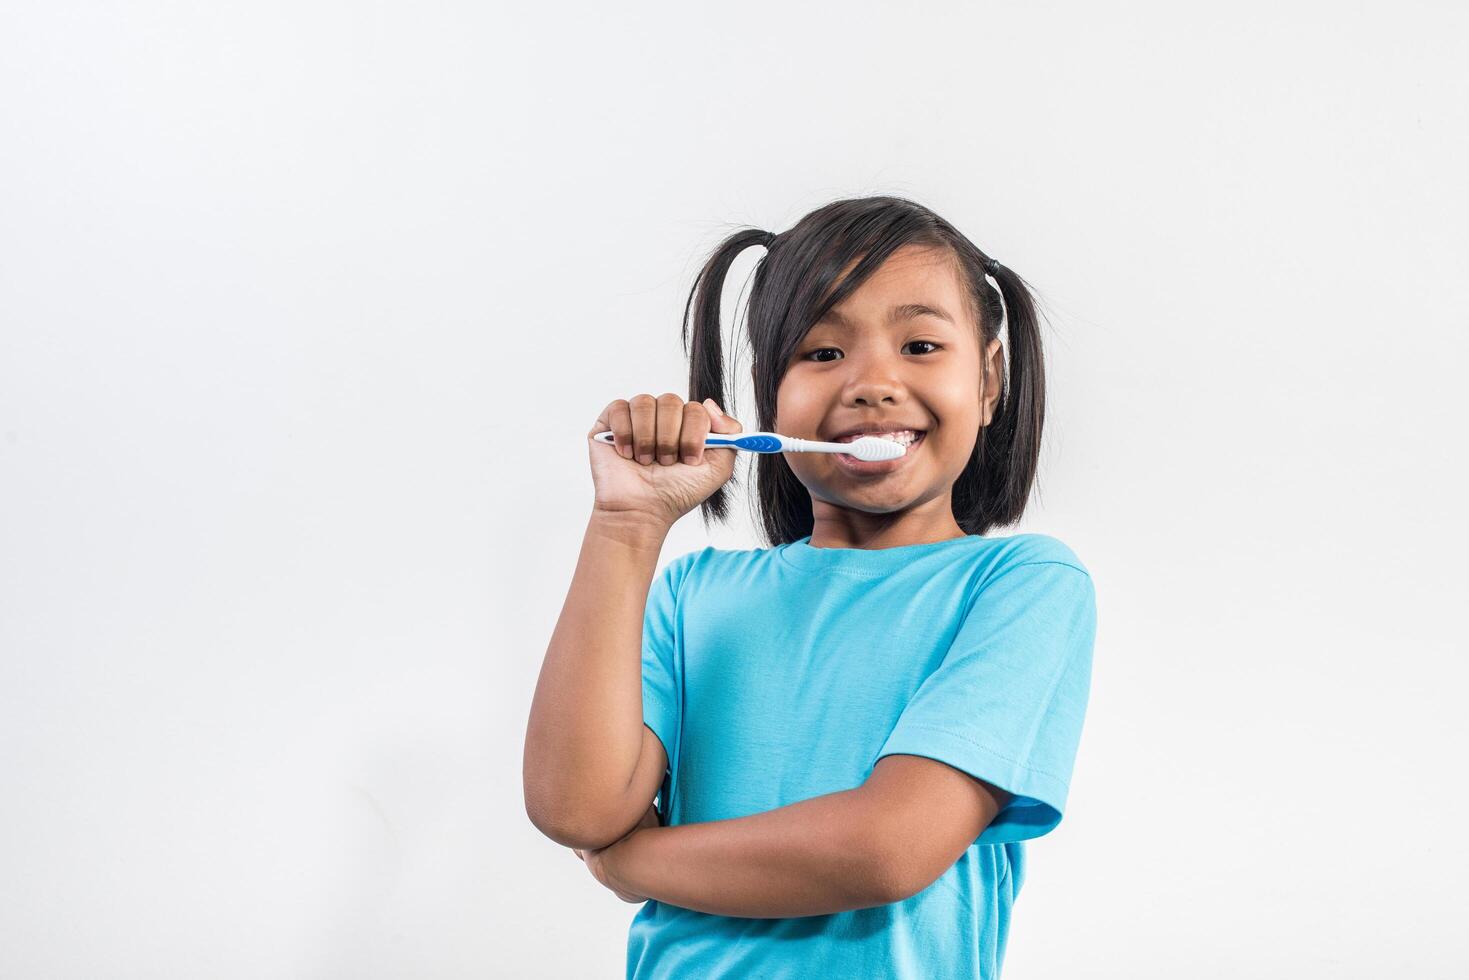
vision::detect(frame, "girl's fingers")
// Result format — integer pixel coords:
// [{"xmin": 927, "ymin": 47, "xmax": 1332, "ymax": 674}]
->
[
  {"xmin": 602, "ymin": 399, "xmax": 634, "ymax": 460},
  {"xmin": 597, "ymin": 393, "xmax": 727, "ymax": 466},
  {"xmin": 628, "ymin": 394, "xmax": 657, "ymax": 464},
  {"xmin": 654, "ymin": 393, "xmax": 683, "ymax": 465},
  {"xmin": 679, "ymin": 401, "xmax": 710, "ymax": 465},
  {"xmin": 705, "ymin": 399, "xmax": 740, "ymax": 434}
]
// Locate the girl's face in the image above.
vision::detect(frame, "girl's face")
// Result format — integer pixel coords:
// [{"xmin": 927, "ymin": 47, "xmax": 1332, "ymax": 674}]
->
[{"xmin": 775, "ymin": 244, "xmax": 1003, "ymax": 539}]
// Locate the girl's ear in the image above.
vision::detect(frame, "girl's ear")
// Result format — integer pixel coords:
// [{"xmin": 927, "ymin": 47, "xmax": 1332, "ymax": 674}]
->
[{"xmin": 980, "ymin": 338, "xmax": 1004, "ymax": 426}]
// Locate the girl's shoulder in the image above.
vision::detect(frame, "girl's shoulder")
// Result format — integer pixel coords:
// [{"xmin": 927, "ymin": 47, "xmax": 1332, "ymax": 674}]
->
[
  {"xmin": 654, "ymin": 541, "xmax": 773, "ymax": 586},
  {"xmin": 975, "ymin": 531, "xmax": 1091, "ymax": 578},
  {"xmin": 661, "ymin": 541, "xmax": 777, "ymax": 575}
]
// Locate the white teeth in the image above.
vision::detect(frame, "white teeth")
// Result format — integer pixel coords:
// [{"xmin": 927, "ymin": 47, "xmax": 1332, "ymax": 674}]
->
[{"xmin": 841, "ymin": 430, "xmax": 917, "ymax": 446}]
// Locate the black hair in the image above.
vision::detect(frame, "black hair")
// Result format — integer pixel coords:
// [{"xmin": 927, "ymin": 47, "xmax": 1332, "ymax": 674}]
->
[{"xmin": 681, "ymin": 195, "xmax": 1049, "ymax": 546}]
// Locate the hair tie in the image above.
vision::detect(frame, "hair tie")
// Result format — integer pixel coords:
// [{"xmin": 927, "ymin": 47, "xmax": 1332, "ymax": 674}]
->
[
  {"xmin": 763, "ymin": 231, "xmax": 778, "ymax": 249},
  {"xmin": 983, "ymin": 256, "xmax": 1000, "ymax": 275}
]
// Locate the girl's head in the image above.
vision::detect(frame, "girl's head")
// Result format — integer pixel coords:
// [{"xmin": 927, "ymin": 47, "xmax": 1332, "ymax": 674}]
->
[{"xmin": 684, "ymin": 195, "xmax": 1047, "ymax": 546}]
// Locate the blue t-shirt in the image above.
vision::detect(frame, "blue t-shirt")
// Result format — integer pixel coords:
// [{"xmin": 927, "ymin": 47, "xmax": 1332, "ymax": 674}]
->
[{"xmin": 627, "ymin": 531, "xmax": 1098, "ymax": 979}]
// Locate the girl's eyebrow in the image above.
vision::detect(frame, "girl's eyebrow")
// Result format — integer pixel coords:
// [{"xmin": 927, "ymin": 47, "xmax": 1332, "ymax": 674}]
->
[{"xmin": 820, "ymin": 303, "xmax": 955, "ymax": 329}]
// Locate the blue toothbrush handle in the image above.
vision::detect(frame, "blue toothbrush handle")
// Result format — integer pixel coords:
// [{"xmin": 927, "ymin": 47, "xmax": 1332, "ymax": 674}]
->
[
  {"xmin": 703, "ymin": 433, "xmax": 784, "ymax": 452},
  {"xmin": 591, "ymin": 431, "xmax": 787, "ymax": 453}
]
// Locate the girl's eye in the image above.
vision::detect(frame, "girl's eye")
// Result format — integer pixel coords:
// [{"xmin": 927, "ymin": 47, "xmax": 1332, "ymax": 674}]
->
[{"xmin": 801, "ymin": 341, "xmax": 943, "ymax": 362}]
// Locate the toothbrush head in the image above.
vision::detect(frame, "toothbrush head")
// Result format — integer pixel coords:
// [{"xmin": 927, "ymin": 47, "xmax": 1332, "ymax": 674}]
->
[{"xmin": 842, "ymin": 436, "xmax": 908, "ymax": 462}]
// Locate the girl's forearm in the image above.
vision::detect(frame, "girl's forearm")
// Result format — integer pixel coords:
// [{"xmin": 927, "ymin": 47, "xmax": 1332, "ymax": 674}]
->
[
  {"xmin": 523, "ymin": 510, "xmax": 668, "ymax": 848},
  {"xmin": 599, "ymin": 787, "xmax": 899, "ymax": 918}
]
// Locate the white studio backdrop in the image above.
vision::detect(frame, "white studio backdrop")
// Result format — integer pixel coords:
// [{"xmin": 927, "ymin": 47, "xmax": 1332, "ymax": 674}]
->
[{"xmin": 2, "ymin": 1, "xmax": 1466, "ymax": 977}]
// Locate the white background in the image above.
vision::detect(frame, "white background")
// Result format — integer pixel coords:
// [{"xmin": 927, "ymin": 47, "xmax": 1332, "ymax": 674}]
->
[{"xmin": 2, "ymin": 1, "xmax": 1466, "ymax": 977}]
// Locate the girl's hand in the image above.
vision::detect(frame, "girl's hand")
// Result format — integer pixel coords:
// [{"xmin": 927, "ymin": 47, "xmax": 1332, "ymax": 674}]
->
[
  {"xmin": 586, "ymin": 394, "xmax": 743, "ymax": 529},
  {"xmin": 573, "ymin": 802, "xmax": 661, "ymax": 903}
]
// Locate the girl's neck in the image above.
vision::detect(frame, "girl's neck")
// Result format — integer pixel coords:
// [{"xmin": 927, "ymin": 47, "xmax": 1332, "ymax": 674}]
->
[{"xmin": 806, "ymin": 507, "xmax": 968, "ymax": 551}]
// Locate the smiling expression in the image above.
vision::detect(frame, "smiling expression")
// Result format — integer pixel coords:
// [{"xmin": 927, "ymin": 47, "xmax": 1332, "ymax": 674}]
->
[{"xmin": 775, "ymin": 244, "xmax": 1003, "ymax": 521}]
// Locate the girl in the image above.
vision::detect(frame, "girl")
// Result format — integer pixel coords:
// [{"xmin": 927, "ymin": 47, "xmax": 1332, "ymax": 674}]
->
[{"xmin": 524, "ymin": 196, "xmax": 1097, "ymax": 979}]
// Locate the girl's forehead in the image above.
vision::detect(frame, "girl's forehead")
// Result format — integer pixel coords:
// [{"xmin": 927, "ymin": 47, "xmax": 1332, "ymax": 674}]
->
[{"xmin": 824, "ymin": 247, "xmax": 966, "ymax": 309}]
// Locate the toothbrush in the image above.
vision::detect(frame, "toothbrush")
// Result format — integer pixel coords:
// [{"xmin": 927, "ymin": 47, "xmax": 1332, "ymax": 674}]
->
[{"xmin": 592, "ymin": 430, "xmax": 907, "ymax": 462}]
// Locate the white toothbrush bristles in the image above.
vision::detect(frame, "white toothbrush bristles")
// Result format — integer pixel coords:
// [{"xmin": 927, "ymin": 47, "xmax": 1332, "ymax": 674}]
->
[{"xmin": 841, "ymin": 436, "xmax": 908, "ymax": 462}]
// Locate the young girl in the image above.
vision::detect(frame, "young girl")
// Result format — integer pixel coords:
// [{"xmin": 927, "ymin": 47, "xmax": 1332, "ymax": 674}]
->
[{"xmin": 524, "ymin": 195, "xmax": 1097, "ymax": 979}]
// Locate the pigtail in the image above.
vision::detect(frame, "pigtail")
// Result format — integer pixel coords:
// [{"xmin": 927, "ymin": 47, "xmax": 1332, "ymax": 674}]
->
[
  {"xmin": 968, "ymin": 260, "xmax": 1046, "ymax": 531},
  {"xmin": 682, "ymin": 227, "xmax": 774, "ymax": 527}
]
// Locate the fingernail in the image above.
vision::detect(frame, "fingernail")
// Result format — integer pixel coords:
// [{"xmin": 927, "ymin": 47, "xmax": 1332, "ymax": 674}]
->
[
  {"xmin": 620, "ymin": 445, "xmax": 633, "ymax": 459},
  {"xmin": 682, "ymin": 453, "xmax": 698, "ymax": 465},
  {"xmin": 638, "ymin": 452, "xmax": 652, "ymax": 465},
  {"xmin": 658, "ymin": 453, "xmax": 675, "ymax": 465},
  {"xmin": 703, "ymin": 398, "xmax": 723, "ymax": 418}
]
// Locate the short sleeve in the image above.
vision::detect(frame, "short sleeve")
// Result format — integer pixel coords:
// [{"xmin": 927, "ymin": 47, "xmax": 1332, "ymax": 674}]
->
[
  {"xmin": 873, "ymin": 559, "xmax": 1097, "ymax": 845},
  {"xmin": 640, "ymin": 551, "xmax": 695, "ymax": 780}
]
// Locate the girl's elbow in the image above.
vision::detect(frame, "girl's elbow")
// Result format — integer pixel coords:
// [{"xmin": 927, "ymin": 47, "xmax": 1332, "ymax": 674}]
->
[
  {"xmin": 525, "ymin": 796, "xmax": 636, "ymax": 852},
  {"xmin": 527, "ymin": 809, "xmax": 615, "ymax": 851},
  {"xmin": 848, "ymin": 822, "xmax": 923, "ymax": 905},
  {"xmin": 868, "ymin": 827, "xmax": 963, "ymax": 903},
  {"xmin": 870, "ymin": 848, "xmax": 924, "ymax": 905}
]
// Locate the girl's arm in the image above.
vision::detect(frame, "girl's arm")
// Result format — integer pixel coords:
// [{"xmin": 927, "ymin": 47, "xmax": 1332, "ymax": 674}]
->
[
  {"xmin": 591, "ymin": 755, "xmax": 1013, "ymax": 917},
  {"xmin": 528, "ymin": 394, "xmax": 743, "ymax": 851},
  {"xmin": 594, "ymin": 785, "xmax": 902, "ymax": 917},
  {"xmin": 523, "ymin": 510, "xmax": 672, "ymax": 851}
]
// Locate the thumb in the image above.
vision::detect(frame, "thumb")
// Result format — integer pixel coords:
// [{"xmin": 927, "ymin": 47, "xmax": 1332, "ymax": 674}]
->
[{"xmin": 703, "ymin": 398, "xmax": 742, "ymax": 434}]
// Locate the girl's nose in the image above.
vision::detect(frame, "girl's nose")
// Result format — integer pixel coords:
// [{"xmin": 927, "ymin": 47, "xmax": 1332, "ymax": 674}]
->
[
  {"xmin": 847, "ymin": 376, "xmax": 905, "ymax": 407},
  {"xmin": 841, "ymin": 354, "xmax": 908, "ymax": 406}
]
